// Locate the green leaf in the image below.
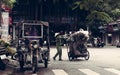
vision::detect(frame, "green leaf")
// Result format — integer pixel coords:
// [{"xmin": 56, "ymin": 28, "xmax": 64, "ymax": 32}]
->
[
  {"xmin": 2, "ymin": 0, "xmax": 16, "ymax": 8},
  {"xmin": 87, "ymin": 11, "xmax": 113, "ymax": 24}
]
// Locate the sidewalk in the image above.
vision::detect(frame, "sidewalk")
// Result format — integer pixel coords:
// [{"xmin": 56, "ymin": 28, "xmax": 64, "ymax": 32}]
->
[{"xmin": 103, "ymin": 45, "xmax": 116, "ymax": 48}]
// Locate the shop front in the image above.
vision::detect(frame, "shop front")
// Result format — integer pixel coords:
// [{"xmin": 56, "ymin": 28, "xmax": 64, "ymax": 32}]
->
[{"xmin": 103, "ymin": 22, "xmax": 120, "ymax": 46}]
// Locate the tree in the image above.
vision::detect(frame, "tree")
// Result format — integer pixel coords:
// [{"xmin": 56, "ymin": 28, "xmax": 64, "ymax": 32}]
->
[
  {"xmin": 2, "ymin": 0, "xmax": 16, "ymax": 8},
  {"xmin": 110, "ymin": 8, "xmax": 120, "ymax": 20},
  {"xmin": 72, "ymin": 0, "xmax": 115, "ymax": 36},
  {"xmin": 73, "ymin": 0, "xmax": 113, "ymax": 25},
  {"xmin": 87, "ymin": 10, "xmax": 113, "ymax": 25}
]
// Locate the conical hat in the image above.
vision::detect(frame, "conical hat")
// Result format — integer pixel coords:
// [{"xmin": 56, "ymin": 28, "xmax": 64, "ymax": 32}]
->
[{"xmin": 55, "ymin": 33, "xmax": 59, "ymax": 37}]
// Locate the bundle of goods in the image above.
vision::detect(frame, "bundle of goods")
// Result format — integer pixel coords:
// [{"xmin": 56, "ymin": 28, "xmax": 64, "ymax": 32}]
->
[
  {"xmin": 0, "ymin": 39, "xmax": 16, "ymax": 56},
  {"xmin": 67, "ymin": 30, "xmax": 89, "ymax": 43}
]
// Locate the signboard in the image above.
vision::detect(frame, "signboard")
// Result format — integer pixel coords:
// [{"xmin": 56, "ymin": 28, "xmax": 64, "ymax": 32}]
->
[{"xmin": 1, "ymin": 12, "xmax": 9, "ymax": 42}]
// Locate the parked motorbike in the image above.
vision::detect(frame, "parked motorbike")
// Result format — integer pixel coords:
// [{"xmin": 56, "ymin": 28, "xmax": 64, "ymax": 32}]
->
[
  {"xmin": 97, "ymin": 42, "xmax": 105, "ymax": 47},
  {"xmin": 30, "ymin": 40, "xmax": 40, "ymax": 73},
  {"xmin": 30, "ymin": 40, "xmax": 48, "ymax": 73},
  {"xmin": 16, "ymin": 39, "xmax": 27, "ymax": 71},
  {"xmin": 116, "ymin": 42, "xmax": 120, "ymax": 48},
  {"xmin": 15, "ymin": 39, "xmax": 48, "ymax": 73},
  {"xmin": 14, "ymin": 21, "xmax": 50, "ymax": 73}
]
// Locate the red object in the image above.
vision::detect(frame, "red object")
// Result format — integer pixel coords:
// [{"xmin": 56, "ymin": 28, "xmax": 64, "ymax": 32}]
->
[
  {"xmin": 4, "ymin": 6, "xmax": 11, "ymax": 12},
  {"xmin": 1, "ymin": 4, "xmax": 12, "ymax": 25},
  {"xmin": 5, "ymin": 7, "xmax": 12, "ymax": 25},
  {"xmin": 9, "ymin": 17, "xmax": 12, "ymax": 25}
]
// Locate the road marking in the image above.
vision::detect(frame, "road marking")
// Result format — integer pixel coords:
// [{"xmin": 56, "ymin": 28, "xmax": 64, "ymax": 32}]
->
[
  {"xmin": 104, "ymin": 68, "xmax": 120, "ymax": 75},
  {"xmin": 52, "ymin": 69, "xmax": 68, "ymax": 75},
  {"xmin": 78, "ymin": 69, "xmax": 100, "ymax": 75},
  {"xmin": 32, "ymin": 74, "xmax": 37, "ymax": 75}
]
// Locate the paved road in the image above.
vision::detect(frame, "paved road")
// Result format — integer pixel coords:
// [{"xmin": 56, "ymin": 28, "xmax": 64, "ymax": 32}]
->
[{"xmin": 0, "ymin": 46, "xmax": 120, "ymax": 75}]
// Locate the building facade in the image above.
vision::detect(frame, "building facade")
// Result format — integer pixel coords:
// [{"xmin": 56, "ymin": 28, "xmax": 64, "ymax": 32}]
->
[
  {"xmin": 12, "ymin": 0, "xmax": 88, "ymax": 45},
  {"xmin": 102, "ymin": 21, "xmax": 120, "ymax": 46},
  {"xmin": 11, "ymin": 0, "xmax": 120, "ymax": 46}
]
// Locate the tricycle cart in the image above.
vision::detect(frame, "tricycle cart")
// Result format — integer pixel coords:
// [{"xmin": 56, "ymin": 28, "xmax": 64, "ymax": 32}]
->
[
  {"xmin": 15, "ymin": 20, "xmax": 50, "ymax": 73},
  {"xmin": 66, "ymin": 30, "xmax": 90, "ymax": 61}
]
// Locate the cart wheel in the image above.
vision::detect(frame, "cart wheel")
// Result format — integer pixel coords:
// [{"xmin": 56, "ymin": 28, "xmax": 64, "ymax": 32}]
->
[
  {"xmin": 68, "ymin": 52, "xmax": 75, "ymax": 61},
  {"xmin": 69, "ymin": 56, "xmax": 73, "ymax": 61},
  {"xmin": 44, "ymin": 59, "xmax": 48, "ymax": 68},
  {"xmin": 68, "ymin": 52, "xmax": 70, "ymax": 60},
  {"xmin": 68, "ymin": 52, "xmax": 72, "ymax": 61},
  {"xmin": 84, "ymin": 51, "xmax": 90, "ymax": 60}
]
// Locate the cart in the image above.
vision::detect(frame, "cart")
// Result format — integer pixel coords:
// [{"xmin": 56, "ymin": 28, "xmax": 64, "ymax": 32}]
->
[{"xmin": 66, "ymin": 30, "xmax": 90, "ymax": 61}]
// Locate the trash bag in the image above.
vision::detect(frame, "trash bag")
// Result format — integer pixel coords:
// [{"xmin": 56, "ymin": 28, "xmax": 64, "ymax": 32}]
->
[{"xmin": 0, "ymin": 57, "xmax": 6, "ymax": 70}]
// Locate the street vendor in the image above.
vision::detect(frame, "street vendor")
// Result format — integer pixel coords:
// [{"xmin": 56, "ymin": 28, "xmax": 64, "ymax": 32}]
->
[{"xmin": 53, "ymin": 32, "xmax": 63, "ymax": 61}]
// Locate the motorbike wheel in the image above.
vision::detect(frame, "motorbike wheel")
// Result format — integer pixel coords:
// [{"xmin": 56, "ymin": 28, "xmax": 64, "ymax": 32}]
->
[
  {"xmin": 12, "ymin": 53, "xmax": 19, "ymax": 60},
  {"xmin": 101, "ymin": 44, "xmax": 104, "ymax": 47},
  {"xmin": 19, "ymin": 61, "xmax": 24, "ymax": 71},
  {"xmin": 84, "ymin": 51, "xmax": 90, "ymax": 60},
  {"xmin": 44, "ymin": 59, "xmax": 48, "ymax": 68},
  {"xmin": 32, "ymin": 57, "xmax": 37, "ymax": 73},
  {"xmin": 19, "ymin": 54, "xmax": 24, "ymax": 71}
]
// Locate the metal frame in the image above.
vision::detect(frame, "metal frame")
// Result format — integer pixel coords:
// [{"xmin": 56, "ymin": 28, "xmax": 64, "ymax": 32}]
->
[{"xmin": 22, "ymin": 23, "xmax": 43, "ymax": 38}]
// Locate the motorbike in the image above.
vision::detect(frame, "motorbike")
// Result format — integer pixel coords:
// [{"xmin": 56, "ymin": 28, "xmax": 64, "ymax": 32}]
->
[
  {"xmin": 14, "ymin": 21, "xmax": 50, "ymax": 73},
  {"xmin": 15, "ymin": 39, "xmax": 48, "ymax": 73},
  {"xmin": 97, "ymin": 42, "xmax": 105, "ymax": 47},
  {"xmin": 15, "ymin": 39, "xmax": 27, "ymax": 71},
  {"xmin": 30, "ymin": 40, "xmax": 39, "ymax": 73},
  {"xmin": 30, "ymin": 40, "xmax": 48, "ymax": 73}
]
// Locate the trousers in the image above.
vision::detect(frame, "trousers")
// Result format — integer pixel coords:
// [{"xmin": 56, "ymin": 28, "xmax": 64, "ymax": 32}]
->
[{"xmin": 54, "ymin": 46, "xmax": 62, "ymax": 60}]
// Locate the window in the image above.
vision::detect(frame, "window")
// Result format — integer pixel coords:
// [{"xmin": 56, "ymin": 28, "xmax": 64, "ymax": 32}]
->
[{"xmin": 22, "ymin": 23, "xmax": 43, "ymax": 38}]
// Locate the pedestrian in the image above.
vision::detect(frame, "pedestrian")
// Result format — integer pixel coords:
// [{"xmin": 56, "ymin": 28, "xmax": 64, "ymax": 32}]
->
[{"xmin": 53, "ymin": 33, "xmax": 63, "ymax": 61}]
